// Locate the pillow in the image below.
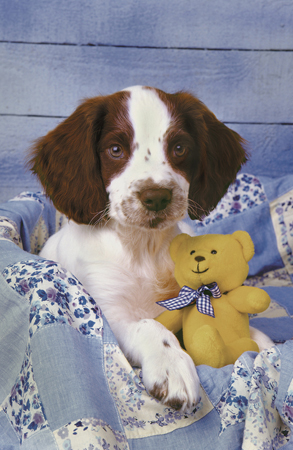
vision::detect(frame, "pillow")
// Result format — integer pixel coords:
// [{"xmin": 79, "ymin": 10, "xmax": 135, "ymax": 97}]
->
[
  {"xmin": 183, "ymin": 173, "xmax": 293, "ymax": 281},
  {"xmin": 0, "ymin": 192, "xmax": 65, "ymax": 255}
]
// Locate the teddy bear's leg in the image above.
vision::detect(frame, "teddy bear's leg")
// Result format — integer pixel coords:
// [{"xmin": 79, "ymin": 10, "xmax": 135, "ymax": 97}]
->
[
  {"xmin": 227, "ymin": 338, "xmax": 259, "ymax": 363},
  {"xmin": 184, "ymin": 325, "xmax": 230, "ymax": 368}
]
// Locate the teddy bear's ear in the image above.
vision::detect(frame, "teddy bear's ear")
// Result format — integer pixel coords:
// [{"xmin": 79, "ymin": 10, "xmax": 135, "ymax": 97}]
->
[
  {"xmin": 232, "ymin": 230, "xmax": 255, "ymax": 262},
  {"xmin": 170, "ymin": 233, "xmax": 191, "ymax": 262}
]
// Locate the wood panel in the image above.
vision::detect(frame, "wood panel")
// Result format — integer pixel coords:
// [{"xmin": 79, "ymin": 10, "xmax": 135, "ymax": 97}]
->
[
  {"xmin": 0, "ymin": 0, "xmax": 292, "ymax": 204},
  {"xmin": 1, "ymin": 43, "xmax": 292, "ymax": 123},
  {"xmin": 1, "ymin": 0, "xmax": 292, "ymax": 50},
  {"xmin": 0, "ymin": 117, "xmax": 61, "ymax": 204},
  {"xmin": 0, "ymin": 116, "xmax": 291, "ymax": 204},
  {"xmin": 229, "ymin": 123, "xmax": 293, "ymax": 177}
]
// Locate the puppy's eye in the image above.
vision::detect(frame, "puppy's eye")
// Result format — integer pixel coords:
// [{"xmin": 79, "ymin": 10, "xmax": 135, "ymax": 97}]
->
[
  {"xmin": 190, "ymin": 250, "xmax": 195, "ymax": 255},
  {"xmin": 174, "ymin": 145, "xmax": 187, "ymax": 158},
  {"xmin": 109, "ymin": 145, "xmax": 123, "ymax": 158},
  {"xmin": 211, "ymin": 250, "xmax": 217, "ymax": 255}
]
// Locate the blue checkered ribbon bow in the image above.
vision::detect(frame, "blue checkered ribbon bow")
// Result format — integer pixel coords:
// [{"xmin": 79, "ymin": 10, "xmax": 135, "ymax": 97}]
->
[{"xmin": 157, "ymin": 282, "xmax": 221, "ymax": 317}]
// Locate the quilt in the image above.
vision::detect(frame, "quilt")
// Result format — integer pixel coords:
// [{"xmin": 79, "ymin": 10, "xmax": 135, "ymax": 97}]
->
[{"xmin": 0, "ymin": 173, "xmax": 292, "ymax": 450}]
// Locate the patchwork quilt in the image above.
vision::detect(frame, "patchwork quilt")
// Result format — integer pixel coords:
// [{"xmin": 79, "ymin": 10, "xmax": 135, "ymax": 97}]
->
[{"xmin": 0, "ymin": 173, "xmax": 292, "ymax": 449}]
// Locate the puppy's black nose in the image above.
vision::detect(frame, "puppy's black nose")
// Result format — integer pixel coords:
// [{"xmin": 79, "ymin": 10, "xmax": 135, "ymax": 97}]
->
[
  {"xmin": 140, "ymin": 188, "xmax": 172, "ymax": 212},
  {"xmin": 195, "ymin": 256, "xmax": 205, "ymax": 262}
]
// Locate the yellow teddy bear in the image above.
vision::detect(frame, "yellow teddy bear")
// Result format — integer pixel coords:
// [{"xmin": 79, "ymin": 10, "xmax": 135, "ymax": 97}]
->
[{"xmin": 156, "ymin": 231, "xmax": 271, "ymax": 368}]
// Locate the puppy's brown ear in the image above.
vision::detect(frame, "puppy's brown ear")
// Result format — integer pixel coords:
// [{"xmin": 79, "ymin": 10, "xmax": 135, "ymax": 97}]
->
[
  {"xmin": 188, "ymin": 103, "xmax": 248, "ymax": 220},
  {"xmin": 28, "ymin": 97, "xmax": 109, "ymax": 224}
]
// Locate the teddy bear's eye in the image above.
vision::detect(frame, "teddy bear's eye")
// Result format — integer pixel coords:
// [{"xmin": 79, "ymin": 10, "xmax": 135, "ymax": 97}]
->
[
  {"xmin": 190, "ymin": 250, "xmax": 195, "ymax": 255},
  {"xmin": 211, "ymin": 250, "xmax": 217, "ymax": 254}
]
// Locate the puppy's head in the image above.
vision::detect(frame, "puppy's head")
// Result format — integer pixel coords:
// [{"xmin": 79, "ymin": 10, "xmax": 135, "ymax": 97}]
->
[{"xmin": 28, "ymin": 86, "xmax": 247, "ymax": 228}]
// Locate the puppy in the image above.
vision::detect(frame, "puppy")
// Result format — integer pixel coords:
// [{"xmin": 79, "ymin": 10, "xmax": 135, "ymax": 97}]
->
[{"xmin": 28, "ymin": 86, "xmax": 248, "ymax": 412}]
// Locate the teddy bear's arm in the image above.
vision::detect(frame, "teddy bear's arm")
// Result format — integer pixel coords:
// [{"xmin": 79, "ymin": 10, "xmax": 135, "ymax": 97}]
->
[
  {"xmin": 227, "ymin": 286, "xmax": 271, "ymax": 314},
  {"xmin": 155, "ymin": 309, "xmax": 184, "ymax": 334}
]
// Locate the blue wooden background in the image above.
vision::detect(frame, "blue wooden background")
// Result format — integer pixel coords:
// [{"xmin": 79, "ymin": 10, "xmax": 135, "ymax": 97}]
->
[{"xmin": 0, "ymin": 0, "xmax": 292, "ymax": 203}]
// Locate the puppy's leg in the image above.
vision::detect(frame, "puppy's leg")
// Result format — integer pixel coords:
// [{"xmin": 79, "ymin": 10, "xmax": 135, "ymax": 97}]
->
[
  {"xmin": 78, "ymin": 262, "xmax": 200, "ymax": 412},
  {"xmin": 112, "ymin": 319, "xmax": 200, "ymax": 413}
]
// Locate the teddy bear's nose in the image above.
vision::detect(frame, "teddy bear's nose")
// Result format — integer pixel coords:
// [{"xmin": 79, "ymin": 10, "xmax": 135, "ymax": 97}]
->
[{"xmin": 195, "ymin": 256, "xmax": 205, "ymax": 262}]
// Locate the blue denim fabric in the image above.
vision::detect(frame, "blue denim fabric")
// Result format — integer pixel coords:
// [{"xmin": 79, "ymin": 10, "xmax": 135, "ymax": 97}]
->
[
  {"xmin": 31, "ymin": 323, "xmax": 123, "ymax": 432},
  {"xmin": 0, "ymin": 246, "xmax": 31, "ymax": 404},
  {"xmin": 22, "ymin": 428, "xmax": 58, "ymax": 450},
  {"xmin": 0, "ymin": 410, "xmax": 21, "ymax": 449},
  {"xmin": 128, "ymin": 411, "xmax": 244, "ymax": 450}
]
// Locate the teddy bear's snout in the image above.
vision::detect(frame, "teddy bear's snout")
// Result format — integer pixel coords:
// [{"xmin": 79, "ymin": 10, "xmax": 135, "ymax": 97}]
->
[{"xmin": 194, "ymin": 255, "xmax": 205, "ymax": 262}]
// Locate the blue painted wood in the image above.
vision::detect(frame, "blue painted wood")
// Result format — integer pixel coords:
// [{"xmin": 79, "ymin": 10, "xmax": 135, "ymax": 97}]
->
[
  {"xmin": 1, "ymin": 43, "xmax": 293, "ymax": 123},
  {"xmin": 0, "ymin": 0, "xmax": 292, "ymax": 50},
  {"xmin": 0, "ymin": 117, "xmax": 292, "ymax": 204},
  {"xmin": 229, "ymin": 124, "xmax": 293, "ymax": 178},
  {"xmin": 0, "ymin": 117, "xmax": 61, "ymax": 203},
  {"xmin": 0, "ymin": 0, "xmax": 292, "ymax": 203}
]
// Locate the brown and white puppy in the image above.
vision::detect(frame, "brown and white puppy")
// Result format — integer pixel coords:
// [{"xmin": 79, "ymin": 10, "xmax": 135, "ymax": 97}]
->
[{"xmin": 29, "ymin": 85, "xmax": 248, "ymax": 412}]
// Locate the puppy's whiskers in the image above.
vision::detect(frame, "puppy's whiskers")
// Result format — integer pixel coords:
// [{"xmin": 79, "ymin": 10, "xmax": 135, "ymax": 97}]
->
[
  {"xmin": 188, "ymin": 199, "xmax": 208, "ymax": 220},
  {"xmin": 89, "ymin": 204, "xmax": 110, "ymax": 229}
]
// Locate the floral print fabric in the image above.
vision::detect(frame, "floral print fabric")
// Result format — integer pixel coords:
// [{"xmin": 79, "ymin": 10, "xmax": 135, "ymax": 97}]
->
[
  {"xmin": 3, "ymin": 259, "xmax": 103, "ymax": 339},
  {"xmin": 283, "ymin": 381, "xmax": 293, "ymax": 429},
  {"xmin": 1, "ymin": 344, "xmax": 48, "ymax": 444},
  {"xmin": 242, "ymin": 348, "xmax": 290, "ymax": 449},
  {"xmin": 0, "ymin": 216, "xmax": 22, "ymax": 248},
  {"xmin": 53, "ymin": 418, "xmax": 129, "ymax": 450},
  {"xmin": 270, "ymin": 189, "xmax": 293, "ymax": 283},
  {"xmin": 216, "ymin": 348, "xmax": 291, "ymax": 449},
  {"xmin": 193, "ymin": 173, "xmax": 267, "ymax": 230}
]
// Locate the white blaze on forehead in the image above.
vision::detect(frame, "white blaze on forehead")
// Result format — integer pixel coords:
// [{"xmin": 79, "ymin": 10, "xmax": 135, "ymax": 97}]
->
[{"xmin": 126, "ymin": 87, "xmax": 172, "ymax": 164}]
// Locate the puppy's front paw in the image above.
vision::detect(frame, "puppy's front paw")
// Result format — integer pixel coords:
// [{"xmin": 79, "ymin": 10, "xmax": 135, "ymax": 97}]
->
[{"xmin": 143, "ymin": 341, "xmax": 200, "ymax": 413}]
